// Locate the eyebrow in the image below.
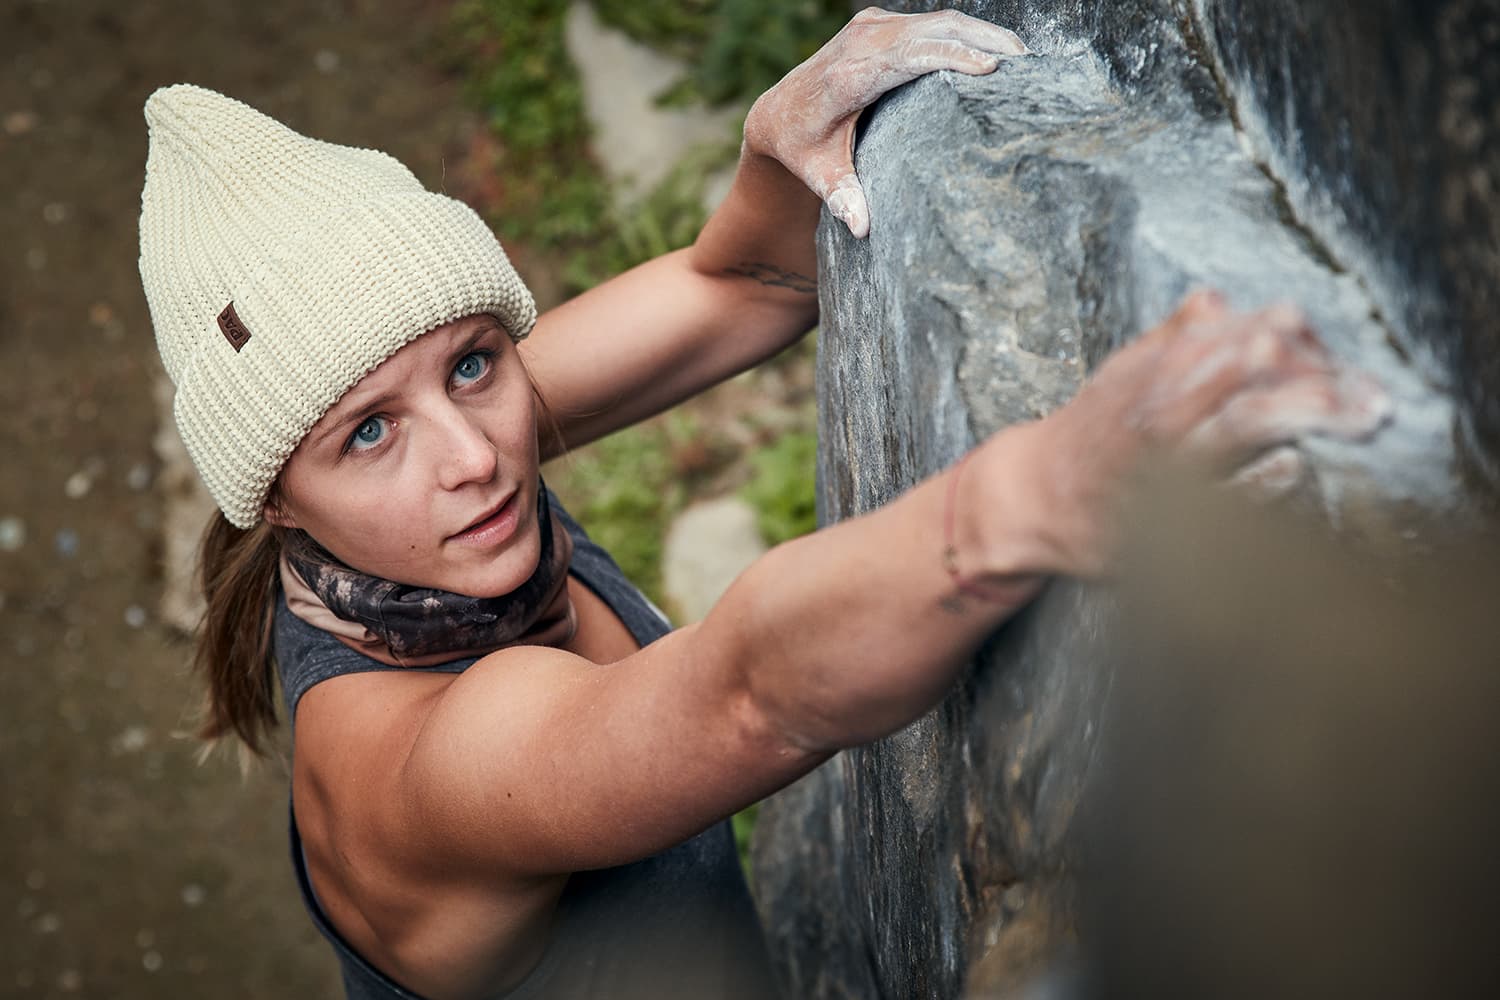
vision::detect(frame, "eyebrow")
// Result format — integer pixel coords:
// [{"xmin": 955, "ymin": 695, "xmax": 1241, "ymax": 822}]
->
[
  {"xmin": 308, "ymin": 388, "xmax": 402, "ymax": 452},
  {"xmin": 308, "ymin": 318, "xmax": 504, "ymax": 452}
]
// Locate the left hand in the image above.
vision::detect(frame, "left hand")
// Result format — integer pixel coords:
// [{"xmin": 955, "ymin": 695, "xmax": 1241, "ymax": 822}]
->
[
  {"xmin": 1004, "ymin": 292, "xmax": 1391, "ymax": 577},
  {"xmin": 743, "ymin": 8, "xmax": 1026, "ymax": 239}
]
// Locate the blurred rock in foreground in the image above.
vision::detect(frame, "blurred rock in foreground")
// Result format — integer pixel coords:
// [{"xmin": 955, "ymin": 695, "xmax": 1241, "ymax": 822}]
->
[{"xmin": 1077, "ymin": 471, "xmax": 1500, "ymax": 1000}]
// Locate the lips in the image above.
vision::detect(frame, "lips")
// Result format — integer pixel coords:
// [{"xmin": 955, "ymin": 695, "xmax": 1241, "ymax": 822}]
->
[{"xmin": 448, "ymin": 491, "xmax": 519, "ymax": 544}]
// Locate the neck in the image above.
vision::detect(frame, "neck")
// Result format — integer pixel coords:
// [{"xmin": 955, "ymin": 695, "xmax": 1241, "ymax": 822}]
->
[{"xmin": 279, "ymin": 485, "xmax": 576, "ymax": 666}]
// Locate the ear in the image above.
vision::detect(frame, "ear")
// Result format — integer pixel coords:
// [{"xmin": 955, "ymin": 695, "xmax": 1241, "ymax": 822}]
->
[{"xmin": 261, "ymin": 497, "xmax": 298, "ymax": 529}]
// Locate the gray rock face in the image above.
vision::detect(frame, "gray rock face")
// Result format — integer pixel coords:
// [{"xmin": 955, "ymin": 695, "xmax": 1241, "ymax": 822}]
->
[{"xmin": 751, "ymin": 2, "xmax": 1495, "ymax": 997}]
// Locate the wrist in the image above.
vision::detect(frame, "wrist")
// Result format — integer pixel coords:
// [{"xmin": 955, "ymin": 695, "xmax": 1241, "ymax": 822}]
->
[{"xmin": 956, "ymin": 423, "xmax": 1072, "ymax": 587}]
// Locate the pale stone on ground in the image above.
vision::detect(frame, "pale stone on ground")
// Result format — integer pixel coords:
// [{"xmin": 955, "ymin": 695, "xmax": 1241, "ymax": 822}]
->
[
  {"xmin": 564, "ymin": 2, "xmax": 742, "ymax": 212},
  {"xmin": 662, "ymin": 496, "xmax": 766, "ymax": 624}
]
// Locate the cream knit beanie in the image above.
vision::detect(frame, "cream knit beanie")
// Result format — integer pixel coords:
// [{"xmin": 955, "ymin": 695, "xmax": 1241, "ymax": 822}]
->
[{"xmin": 139, "ymin": 83, "xmax": 537, "ymax": 529}]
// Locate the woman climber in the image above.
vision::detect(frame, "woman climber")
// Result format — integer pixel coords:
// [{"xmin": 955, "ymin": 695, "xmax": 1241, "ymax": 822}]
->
[{"xmin": 137, "ymin": 8, "xmax": 1387, "ymax": 999}]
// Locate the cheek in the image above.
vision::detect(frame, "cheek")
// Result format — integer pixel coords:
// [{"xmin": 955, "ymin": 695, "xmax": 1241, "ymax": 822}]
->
[
  {"xmin": 300, "ymin": 471, "xmax": 435, "ymax": 560},
  {"xmin": 490, "ymin": 378, "xmax": 541, "ymax": 455}
]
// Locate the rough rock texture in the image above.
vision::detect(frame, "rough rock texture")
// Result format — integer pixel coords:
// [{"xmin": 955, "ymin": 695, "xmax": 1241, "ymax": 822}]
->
[{"xmin": 750, "ymin": 2, "xmax": 1495, "ymax": 997}]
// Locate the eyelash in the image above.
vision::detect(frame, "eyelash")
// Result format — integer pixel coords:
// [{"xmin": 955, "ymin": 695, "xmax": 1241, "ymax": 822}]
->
[
  {"xmin": 340, "ymin": 349, "xmax": 497, "ymax": 456},
  {"xmin": 451, "ymin": 349, "xmax": 493, "ymax": 386}
]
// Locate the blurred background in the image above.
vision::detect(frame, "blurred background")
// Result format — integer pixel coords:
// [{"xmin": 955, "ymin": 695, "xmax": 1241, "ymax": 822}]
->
[{"xmin": 0, "ymin": 1, "xmax": 842, "ymax": 995}]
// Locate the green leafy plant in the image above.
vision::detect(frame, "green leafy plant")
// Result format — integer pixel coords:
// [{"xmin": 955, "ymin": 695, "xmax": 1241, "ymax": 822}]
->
[
  {"xmin": 449, "ymin": 0, "xmax": 608, "ymax": 252},
  {"xmin": 544, "ymin": 424, "xmax": 682, "ymax": 606},
  {"xmin": 592, "ymin": 0, "xmax": 848, "ymax": 107},
  {"xmin": 449, "ymin": 0, "xmax": 845, "ymax": 296},
  {"xmin": 740, "ymin": 429, "xmax": 818, "ymax": 546},
  {"xmin": 560, "ymin": 139, "xmax": 738, "ymax": 293}
]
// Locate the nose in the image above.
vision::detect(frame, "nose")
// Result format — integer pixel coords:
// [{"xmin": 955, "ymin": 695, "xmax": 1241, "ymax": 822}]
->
[{"xmin": 434, "ymin": 406, "xmax": 498, "ymax": 491}]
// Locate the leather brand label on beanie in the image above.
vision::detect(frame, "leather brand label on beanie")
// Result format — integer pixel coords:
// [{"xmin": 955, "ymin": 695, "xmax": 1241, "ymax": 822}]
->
[{"xmin": 217, "ymin": 302, "xmax": 252, "ymax": 352}]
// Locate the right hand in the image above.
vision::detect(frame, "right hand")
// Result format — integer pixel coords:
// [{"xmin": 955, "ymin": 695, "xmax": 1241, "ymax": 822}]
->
[
  {"xmin": 1020, "ymin": 291, "xmax": 1391, "ymax": 575},
  {"xmin": 743, "ymin": 7, "xmax": 1027, "ymax": 239}
]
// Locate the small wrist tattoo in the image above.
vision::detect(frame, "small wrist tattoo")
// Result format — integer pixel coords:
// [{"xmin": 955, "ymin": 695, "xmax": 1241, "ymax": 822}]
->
[
  {"xmin": 725, "ymin": 261, "xmax": 817, "ymax": 294},
  {"xmin": 943, "ymin": 451, "xmax": 1018, "ymax": 609}
]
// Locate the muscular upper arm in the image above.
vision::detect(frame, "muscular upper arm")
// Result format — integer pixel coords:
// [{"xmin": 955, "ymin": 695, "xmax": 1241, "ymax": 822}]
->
[{"xmin": 392, "ymin": 627, "xmax": 825, "ymax": 878}]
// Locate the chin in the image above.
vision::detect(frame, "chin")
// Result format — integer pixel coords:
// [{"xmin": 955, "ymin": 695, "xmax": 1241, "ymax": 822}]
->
[{"xmin": 450, "ymin": 532, "xmax": 545, "ymax": 599}]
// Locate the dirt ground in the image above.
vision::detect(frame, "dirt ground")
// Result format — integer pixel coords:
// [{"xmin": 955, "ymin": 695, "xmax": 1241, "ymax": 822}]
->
[{"xmin": 0, "ymin": 2, "xmax": 513, "ymax": 995}]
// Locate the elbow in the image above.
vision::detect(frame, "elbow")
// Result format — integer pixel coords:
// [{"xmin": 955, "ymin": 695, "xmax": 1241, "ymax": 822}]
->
[{"xmin": 698, "ymin": 552, "xmax": 844, "ymax": 759}]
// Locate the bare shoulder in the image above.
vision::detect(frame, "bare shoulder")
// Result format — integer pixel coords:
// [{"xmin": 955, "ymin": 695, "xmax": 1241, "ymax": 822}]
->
[
  {"xmin": 283, "ymin": 591, "xmax": 805, "ymax": 993},
  {"xmin": 292, "ymin": 658, "xmax": 572, "ymax": 997},
  {"xmin": 287, "ymin": 578, "xmax": 644, "ymax": 992}
]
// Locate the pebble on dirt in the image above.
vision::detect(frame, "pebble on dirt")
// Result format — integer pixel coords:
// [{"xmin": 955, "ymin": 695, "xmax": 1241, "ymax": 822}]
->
[
  {"xmin": 0, "ymin": 516, "xmax": 24, "ymax": 551},
  {"xmin": 4, "ymin": 109, "xmax": 39, "ymax": 135}
]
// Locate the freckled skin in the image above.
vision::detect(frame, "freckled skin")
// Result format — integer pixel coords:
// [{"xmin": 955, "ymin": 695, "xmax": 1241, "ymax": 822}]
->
[{"xmin": 268, "ymin": 316, "xmax": 542, "ymax": 599}]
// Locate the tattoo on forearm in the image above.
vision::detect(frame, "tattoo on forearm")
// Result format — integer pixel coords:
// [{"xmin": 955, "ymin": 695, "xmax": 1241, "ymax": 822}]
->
[{"xmin": 725, "ymin": 261, "xmax": 817, "ymax": 294}]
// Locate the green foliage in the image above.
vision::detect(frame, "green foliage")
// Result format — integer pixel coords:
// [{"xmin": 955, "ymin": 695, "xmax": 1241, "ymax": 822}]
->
[
  {"xmin": 732, "ymin": 802, "xmax": 759, "ymax": 876},
  {"xmin": 450, "ymin": 0, "xmax": 844, "ymax": 295},
  {"xmin": 559, "ymin": 140, "xmax": 738, "ymax": 294},
  {"xmin": 587, "ymin": 0, "xmax": 715, "ymax": 56},
  {"xmin": 592, "ymin": 0, "xmax": 848, "ymax": 107},
  {"xmin": 740, "ymin": 429, "xmax": 819, "ymax": 546},
  {"xmin": 545, "ymin": 423, "xmax": 684, "ymax": 607},
  {"xmin": 449, "ymin": 0, "xmax": 610, "ymax": 254}
]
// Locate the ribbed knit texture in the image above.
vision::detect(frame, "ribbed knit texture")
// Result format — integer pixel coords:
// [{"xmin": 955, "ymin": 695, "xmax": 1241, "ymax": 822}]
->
[{"xmin": 139, "ymin": 84, "xmax": 537, "ymax": 528}]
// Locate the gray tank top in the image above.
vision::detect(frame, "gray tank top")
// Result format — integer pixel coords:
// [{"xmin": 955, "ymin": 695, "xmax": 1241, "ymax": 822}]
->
[{"xmin": 274, "ymin": 491, "xmax": 779, "ymax": 1000}]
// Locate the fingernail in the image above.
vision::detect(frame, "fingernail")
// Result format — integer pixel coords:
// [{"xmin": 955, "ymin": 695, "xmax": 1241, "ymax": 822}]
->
[
  {"xmin": 842, "ymin": 206, "xmax": 869, "ymax": 239},
  {"xmin": 831, "ymin": 204, "xmax": 864, "ymax": 238},
  {"xmin": 827, "ymin": 186, "xmax": 869, "ymax": 239}
]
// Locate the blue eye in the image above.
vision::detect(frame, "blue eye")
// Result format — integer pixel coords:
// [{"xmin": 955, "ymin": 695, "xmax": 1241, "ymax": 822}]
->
[
  {"xmin": 452, "ymin": 351, "xmax": 490, "ymax": 385},
  {"xmin": 348, "ymin": 416, "xmax": 387, "ymax": 451}
]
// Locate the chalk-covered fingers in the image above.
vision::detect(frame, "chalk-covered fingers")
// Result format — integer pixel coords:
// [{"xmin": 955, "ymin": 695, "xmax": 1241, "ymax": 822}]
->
[
  {"xmin": 1138, "ymin": 301, "xmax": 1384, "ymax": 459},
  {"xmin": 1029, "ymin": 296, "xmax": 1390, "ymax": 576},
  {"xmin": 744, "ymin": 8, "xmax": 1026, "ymax": 238},
  {"xmin": 1151, "ymin": 288, "xmax": 1229, "ymax": 339},
  {"xmin": 1228, "ymin": 445, "xmax": 1307, "ymax": 499},
  {"xmin": 1133, "ymin": 305, "xmax": 1332, "ymax": 436},
  {"xmin": 886, "ymin": 37, "xmax": 1001, "ymax": 79},
  {"xmin": 1214, "ymin": 368, "xmax": 1389, "ymax": 503},
  {"xmin": 1184, "ymin": 368, "xmax": 1391, "ymax": 467},
  {"xmin": 913, "ymin": 7, "xmax": 1028, "ymax": 51},
  {"xmin": 844, "ymin": 8, "xmax": 1026, "ymax": 90}
]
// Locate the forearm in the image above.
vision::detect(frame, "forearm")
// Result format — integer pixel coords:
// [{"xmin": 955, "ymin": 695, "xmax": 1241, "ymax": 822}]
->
[
  {"xmin": 522, "ymin": 143, "xmax": 822, "ymax": 457},
  {"xmin": 525, "ymin": 251, "xmax": 800, "ymax": 454},
  {"xmin": 689, "ymin": 144, "xmax": 823, "ymax": 313},
  {"xmin": 695, "ymin": 421, "xmax": 1056, "ymax": 753},
  {"xmin": 522, "ymin": 12, "xmax": 1027, "ymax": 455}
]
